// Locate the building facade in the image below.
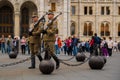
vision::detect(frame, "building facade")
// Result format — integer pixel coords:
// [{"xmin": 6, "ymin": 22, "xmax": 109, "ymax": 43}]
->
[
  {"xmin": 0, "ymin": 0, "xmax": 120, "ymax": 41},
  {"xmin": 71, "ymin": 0, "xmax": 120, "ymax": 41}
]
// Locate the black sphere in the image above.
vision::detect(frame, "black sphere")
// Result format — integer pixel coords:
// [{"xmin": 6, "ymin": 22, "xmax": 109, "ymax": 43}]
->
[
  {"xmin": 88, "ymin": 56, "xmax": 104, "ymax": 70},
  {"xmin": 9, "ymin": 53, "xmax": 17, "ymax": 59},
  {"xmin": 39, "ymin": 60, "xmax": 54, "ymax": 74},
  {"xmin": 76, "ymin": 53, "xmax": 86, "ymax": 62}
]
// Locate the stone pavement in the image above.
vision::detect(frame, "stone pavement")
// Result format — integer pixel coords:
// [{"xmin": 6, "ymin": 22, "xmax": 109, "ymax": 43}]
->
[{"xmin": 0, "ymin": 52, "xmax": 120, "ymax": 80}]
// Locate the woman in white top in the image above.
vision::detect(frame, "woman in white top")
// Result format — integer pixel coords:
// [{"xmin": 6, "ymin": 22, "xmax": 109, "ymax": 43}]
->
[
  {"xmin": 113, "ymin": 41, "xmax": 118, "ymax": 52},
  {"xmin": 107, "ymin": 37, "xmax": 113, "ymax": 56}
]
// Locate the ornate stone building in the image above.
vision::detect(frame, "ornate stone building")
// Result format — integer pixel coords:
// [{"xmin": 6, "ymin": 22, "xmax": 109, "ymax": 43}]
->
[
  {"xmin": 71, "ymin": 0, "xmax": 120, "ymax": 41},
  {"xmin": 0, "ymin": 0, "xmax": 71, "ymax": 39},
  {"xmin": 0, "ymin": 0, "xmax": 120, "ymax": 41}
]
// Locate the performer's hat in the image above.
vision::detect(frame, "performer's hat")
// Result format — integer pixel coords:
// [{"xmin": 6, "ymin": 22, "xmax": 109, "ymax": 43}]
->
[
  {"xmin": 47, "ymin": 10, "xmax": 54, "ymax": 15},
  {"xmin": 32, "ymin": 12, "xmax": 38, "ymax": 18}
]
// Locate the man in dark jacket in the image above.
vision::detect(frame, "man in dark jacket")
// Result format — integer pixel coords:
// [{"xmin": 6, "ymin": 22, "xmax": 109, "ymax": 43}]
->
[{"xmin": 93, "ymin": 33, "xmax": 101, "ymax": 56}]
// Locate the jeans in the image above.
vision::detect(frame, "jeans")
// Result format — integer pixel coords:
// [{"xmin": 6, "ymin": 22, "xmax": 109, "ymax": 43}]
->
[
  {"xmin": 55, "ymin": 45, "xmax": 60, "ymax": 55},
  {"xmin": 72, "ymin": 46, "xmax": 78, "ymax": 56},
  {"xmin": 7, "ymin": 45, "xmax": 12, "ymax": 54},
  {"xmin": 1, "ymin": 43, "xmax": 6, "ymax": 53}
]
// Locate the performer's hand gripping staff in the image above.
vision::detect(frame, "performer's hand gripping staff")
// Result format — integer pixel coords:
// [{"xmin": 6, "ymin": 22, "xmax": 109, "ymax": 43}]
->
[
  {"xmin": 29, "ymin": 13, "xmax": 47, "ymax": 36},
  {"xmin": 41, "ymin": 12, "xmax": 62, "ymax": 34}
]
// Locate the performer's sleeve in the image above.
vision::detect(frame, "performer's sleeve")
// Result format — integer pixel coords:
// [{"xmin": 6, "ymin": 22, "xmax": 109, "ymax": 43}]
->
[
  {"xmin": 32, "ymin": 22, "xmax": 44, "ymax": 36},
  {"xmin": 47, "ymin": 20, "xmax": 58, "ymax": 35}
]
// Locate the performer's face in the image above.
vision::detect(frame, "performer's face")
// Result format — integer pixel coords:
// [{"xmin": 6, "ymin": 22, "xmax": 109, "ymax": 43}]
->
[
  {"xmin": 32, "ymin": 16, "xmax": 38, "ymax": 22},
  {"xmin": 48, "ymin": 14, "xmax": 54, "ymax": 20}
]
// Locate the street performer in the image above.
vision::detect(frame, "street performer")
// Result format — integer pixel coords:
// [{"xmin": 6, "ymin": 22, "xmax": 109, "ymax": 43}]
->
[
  {"xmin": 28, "ymin": 13, "xmax": 45, "ymax": 69},
  {"xmin": 42, "ymin": 10, "xmax": 60, "ymax": 69}
]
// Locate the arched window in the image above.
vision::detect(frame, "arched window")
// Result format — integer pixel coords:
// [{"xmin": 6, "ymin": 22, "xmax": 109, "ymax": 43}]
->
[
  {"xmin": 83, "ymin": 23, "xmax": 87, "ymax": 36},
  {"xmin": 88, "ymin": 23, "xmax": 92, "ymax": 36},
  {"xmin": 83, "ymin": 22, "xmax": 93, "ymax": 36},
  {"xmin": 0, "ymin": 5, "xmax": 13, "ymax": 37},
  {"xmin": 100, "ymin": 22, "xmax": 110, "ymax": 36},
  {"xmin": 101, "ymin": 23, "xmax": 104, "ymax": 36},
  {"xmin": 71, "ymin": 23, "xmax": 75, "ymax": 35},
  {"xmin": 105, "ymin": 23, "xmax": 110, "ymax": 36},
  {"xmin": 21, "ymin": 7, "xmax": 29, "ymax": 37},
  {"xmin": 20, "ymin": 1, "xmax": 37, "ymax": 37},
  {"xmin": 118, "ymin": 23, "xmax": 120, "ymax": 36}
]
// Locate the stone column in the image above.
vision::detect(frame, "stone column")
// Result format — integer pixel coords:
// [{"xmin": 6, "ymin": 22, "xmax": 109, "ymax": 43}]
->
[
  {"xmin": 79, "ymin": 0, "xmax": 83, "ymax": 38},
  {"xmin": 96, "ymin": 0, "xmax": 99, "ymax": 35},
  {"xmin": 113, "ymin": 0, "xmax": 116, "ymax": 41},
  {"xmin": 57, "ymin": 2, "xmax": 63, "ymax": 38},
  {"xmin": 63, "ymin": 0, "xmax": 71, "ymax": 39},
  {"xmin": 14, "ymin": 11, "xmax": 20, "ymax": 37},
  {"xmin": 39, "ymin": 0, "xmax": 45, "ymax": 17},
  {"xmin": 78, "ymin": 0, "xmax": 82, "ymax": 38}
]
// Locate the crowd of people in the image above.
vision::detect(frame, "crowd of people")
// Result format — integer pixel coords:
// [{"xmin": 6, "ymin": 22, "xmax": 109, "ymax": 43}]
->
[
  {"xmin": 0, "ymin": 33, "xmax": 120, "ymax": 57},
  {"xmin": 54, "ymin": 33, "xmax": 120, "ymax": 58},
  {"xmin": 0, "ymin": 34, "xmax": 30, "ymax": 55}
]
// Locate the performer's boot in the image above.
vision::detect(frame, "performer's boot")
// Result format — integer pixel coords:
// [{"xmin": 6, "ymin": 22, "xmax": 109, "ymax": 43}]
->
[
  {"xmin": 52, "ymin": 54, "xmax": 60, "ymax": 69},
  {"xmin": 28, "ymin": 55, "xmax": 35, "ymax": 69},
  {"xmin": 37, "ymin": 55, "xmax": 43, "ymax": 62},
  {"xmin": 44, "ymin": 50, "xmax": 51, "ymax": 60}
]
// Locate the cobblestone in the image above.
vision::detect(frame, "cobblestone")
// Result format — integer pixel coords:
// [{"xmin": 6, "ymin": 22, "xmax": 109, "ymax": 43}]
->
[{"xmin": 0, "ymin": 52, "xmax": 120, "ymax": 80}]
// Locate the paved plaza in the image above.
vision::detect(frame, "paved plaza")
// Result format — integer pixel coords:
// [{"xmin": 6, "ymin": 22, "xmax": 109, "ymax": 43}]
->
[{"xmin": 0, "ymin": 52, "xmax": 120, "ymax": 80}]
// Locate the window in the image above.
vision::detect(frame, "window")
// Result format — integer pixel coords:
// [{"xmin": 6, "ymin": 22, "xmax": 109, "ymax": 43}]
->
[
  {"xmin": 88, "ymin": 23, "xmax": 93, "ymax": 36},
  {"xmin": 84, "ymin": 6, "xmax": 87, "ymax": 15},
  {"xmin": 101, "ymin": 7, "xmax": 104, "ymax": 15},
  {"xmin": 100, "ymin": 23, "xmax": 110, "ymax": 36},
  {"xmin": 84, "ymin": 6, "xmax": 93, "ymax": 15},
  {"xmin": 71, "ymin": 23, "xmax": 75, "ymax": 35},
  {"xmin": 118, "ymin": 23, "xmax": 120, "ymax": 36},
  {"xmin": 71, "ymin": 6, "xmax": 76, "ymax": 15},
  {"xmin": 89, "ymin": 6, "xmax": 93, "ymax": 15},
  {"xmin": 83, "ymin": 23, "xmax": 87, "ymax": 36},
  {"xmin": 0, "ymin": 6, "xmax": 13, "ymax": 37},
  {"xmin": 101, "ymin": 6, "xmax": 110, "ymax": 15},
  {"xmin": 101, "ymin": 23, "xmax": 104, "ymax": 36},
  {"xmin": 51, "ymin": 3, "xmax": 56, "ymax": 11},
  {"xmin": 83, "ymin": 22, "xmax": 93, "ymax": 36},
  {"xmin": 106, "ymin": 7, "xmax": 110, "ymax": 15},
  {"xmin": 118, "ymin": 7, "xmax": 120, "ymax": 15},
  {"xmin": 21, "ymin": 7, "xmax": 29, "ymax": 37},
  {"xmin": 21, "ymin": 7, "xmax": 29, "ymax": 24},
  {"xmin": 105, "ymin": 23, "xmax": 110, "ymax": 36}
]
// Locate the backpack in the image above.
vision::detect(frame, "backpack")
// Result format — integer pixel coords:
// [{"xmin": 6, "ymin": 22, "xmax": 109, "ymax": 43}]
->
[
  {"xmin": 94, "ymin": 36, "xmax": 101, "ymax": 44},
  {"xmin": 104, "ymin": 42, "xmax": 108, "ymax": 48}
]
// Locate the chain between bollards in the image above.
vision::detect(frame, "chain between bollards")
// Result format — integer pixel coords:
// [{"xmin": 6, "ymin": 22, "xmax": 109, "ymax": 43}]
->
[
  {"xmin": 59, "ymin": 55, "xmax": 91, "ymax": 66},
  {"xmin": 0, "ymin": 57, "xmax": 31, "ymax": 68},
  {"xmin": 58, "ymin": 56, "xmax": 75, "ymax": 61},
  {"xmin": 0, "ymin": 52, "xmax": 91, "ymax": 68}
]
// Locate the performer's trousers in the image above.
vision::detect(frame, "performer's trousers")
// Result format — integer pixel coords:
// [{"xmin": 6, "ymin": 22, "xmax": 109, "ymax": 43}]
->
[
  {"xmin": 44, "ymin": 41, "xmax": 59, "ymax": 68},
  {"xmin": 31, "ymin": 54, "xmax": 43, "ymax": 67},
  {"xmin": 29, "ymin": 43, "xmax": 42, "ymax": 67}
]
